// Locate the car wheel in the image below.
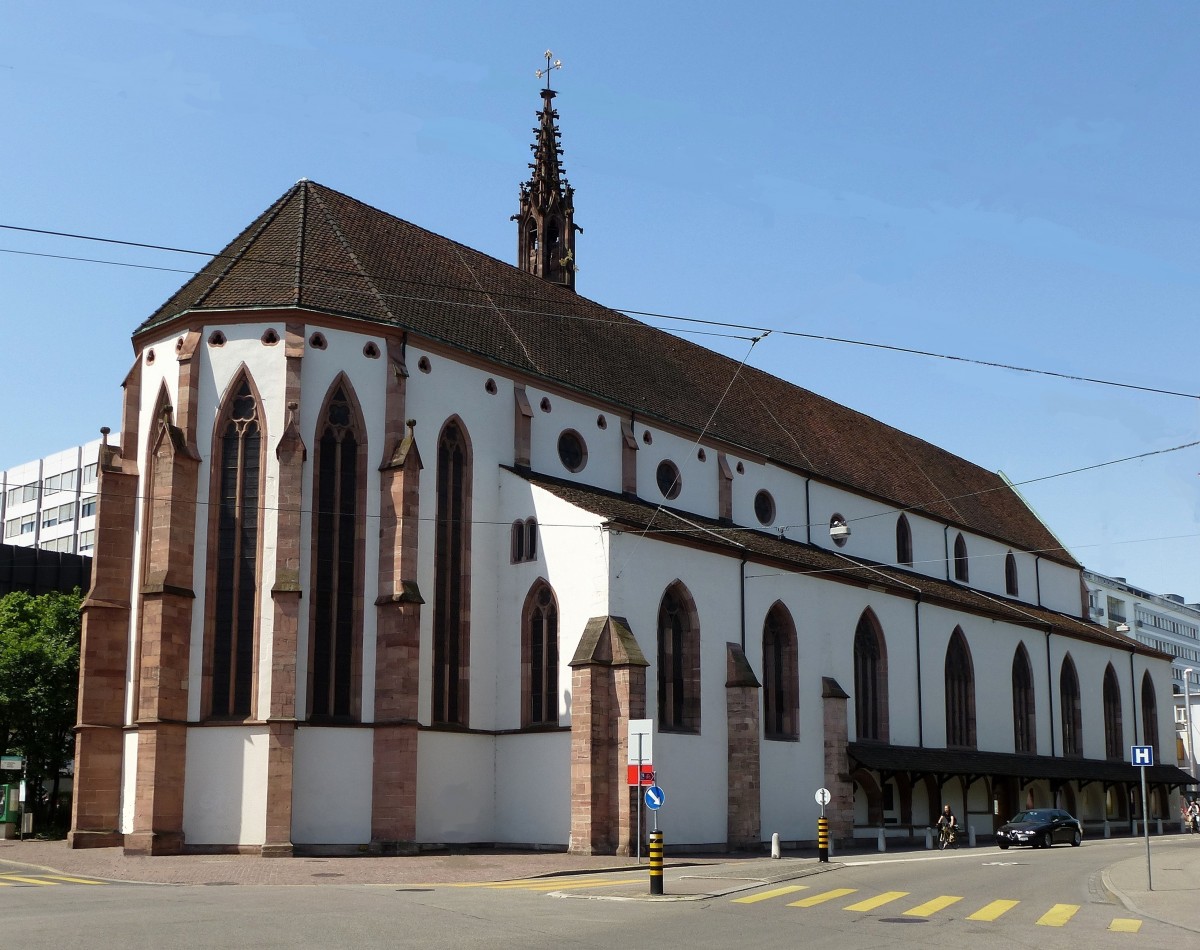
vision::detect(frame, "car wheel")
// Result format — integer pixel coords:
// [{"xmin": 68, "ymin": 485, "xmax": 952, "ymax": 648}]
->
[
  {"xmin": 1042, "ymin": 831, "xmax": 1053, "ymax": 848},
  {"xmin": 998, "ymin": 841, "xmax": 1009, "ymax": 850},
  {"xmin": 1071, "ymin": 830, "xmax": 1081, "ymax": 847}
]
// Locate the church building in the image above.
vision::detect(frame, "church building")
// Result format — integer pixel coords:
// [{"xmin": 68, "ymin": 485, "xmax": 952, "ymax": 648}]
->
[{"xmin": 69, "ymin": 75, "xmax": 1192, "ymax": 856}]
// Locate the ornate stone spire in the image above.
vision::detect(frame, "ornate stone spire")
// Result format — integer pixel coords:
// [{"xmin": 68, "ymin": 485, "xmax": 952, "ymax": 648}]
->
[{"xmin": 515, "ymin": 51, "xmax": 580, "ymax": 291}]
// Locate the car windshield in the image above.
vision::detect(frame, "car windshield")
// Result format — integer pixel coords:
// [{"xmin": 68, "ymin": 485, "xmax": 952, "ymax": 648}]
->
[{"xmin": 1010, "ymin": 810, "xmax": 1051, "ymax": 823}]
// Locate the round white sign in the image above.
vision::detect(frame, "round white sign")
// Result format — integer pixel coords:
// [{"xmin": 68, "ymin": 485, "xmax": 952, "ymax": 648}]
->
[{"xmin": 815, "ymin": 787, "xmax": 831, "ymax": 806}]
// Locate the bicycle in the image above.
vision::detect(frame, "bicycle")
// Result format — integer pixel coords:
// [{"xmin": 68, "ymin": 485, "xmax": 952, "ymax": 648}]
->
[{"xmin": 937, "ymin": 823, "xmax": 958, "ymax": 850}]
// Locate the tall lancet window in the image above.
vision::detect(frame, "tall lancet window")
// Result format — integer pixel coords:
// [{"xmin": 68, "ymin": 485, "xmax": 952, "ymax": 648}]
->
[
  {"xmin": 433, "ymin": 419, "xmax": 471, "ymax": 725},
  {"xmin": 309, "ymin": 382, "xmax": 365, "ymax": 721},
  {"xmin": 208, "ymin": 376, "xmax": 263, "ymax": 719},
  {"xmin": 522, "ymin": 580, "xmax": 559, "ymax": 727},
  {"xmin": 1103, "ymin": 664, "xmax": 1124, "ymax": 760}
]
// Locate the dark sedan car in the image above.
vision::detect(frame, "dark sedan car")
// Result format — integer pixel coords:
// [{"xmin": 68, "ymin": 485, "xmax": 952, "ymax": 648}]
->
[{"xmin": 996, "ymin": 808, "xmax": 1083, "ymax": 849}]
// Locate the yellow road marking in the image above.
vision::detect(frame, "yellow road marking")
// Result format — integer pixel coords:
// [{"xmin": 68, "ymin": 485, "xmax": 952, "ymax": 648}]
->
[
  {"xmin": 39, "ymin": 875, "xmax": 107, "ymax": 885},
  {"xmin": 967, "ymin": 899, "xmax": 1020, "ymax": 921},
  {"xmin": 788, "ymin": 887, "xmax": 858, "ymax": 907},
  {"xmin": 506, "ymin": 879, "xmax": 641, "ymax": 891},
  {"xmin": 0, "ymin": 875, "xmax": 56, "ymax": 886},
  {"xmin": 843, "ymin": 891, "xmax": 909, "ymax": 912},
  {"xmin": 1109, "ymin": 918, "xmax": 1142, "ymax": 933},
  {"xmin": 1036, "ymin": 903, "xmax": 1080, "ymax": 927},
  {"xmin": 732, "ymin": 885, "xmax": 808, "ymax": 903},
  {"xmin": 903, "ymin": 895, "xmax": 963, "ymax": 917}
]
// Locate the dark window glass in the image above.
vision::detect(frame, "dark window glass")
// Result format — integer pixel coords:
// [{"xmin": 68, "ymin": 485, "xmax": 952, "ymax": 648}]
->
[
  {"xmin": 945, "ymin": 628, "xmax": 975, "ymax": 748},
  {"xmin": 656, "ymin": 461, "xmax": 681, "ymax": 500},
  {"xmin": 310, "ymin": 385, "xmax": 361, "ymax": 720},
  {"xmin": 763, "ymin": 603, "xmax": 798, "ymax": 739},
  {"xmin": 557, "ymin": 430, "xmax": 586, "ymax": 472},
  {"xmin": 524, "ymin": 582, "xmax": 558, "ymax": 726},
  {"xmin": 658, "ymin": 584, "xmax": 699, "ymax": 732},
  {"xmin": 896, "ymin": 515, "xmax": 912, "ymax": 566},
  {"xmin": 1103, "ymin": 665, "xmax": 1123, "ymax": 760},
  {"xmin": 211, "ymin": 379, "xmax": 261, "ymax": 719},
  {"xmin": 1060, "ymin": 657, "xmax": 1083, "ymax": 756},
  {"xmin": 1141, "ymin": 672, "xmax": 1159, "ymax": 757},
  {"xmin": 1005, "ymin": 552, "xmax": 1019, "ymax": 596},
  {"xmin": 853, "ymin": 612, "xmax": 887, "ymax": 741},
  {"xmin": 1012, "ymin": 645, "xmax": 1036, "ymax": 754},
  {"xmin": 754, "ymin": 490, "xmax": 776, "ymax": 526},
  {"xmin": 433, "ymin": 421, "xmax": 470, "ymax": 725},
  {"xmin": 954, "ymin": 534, "xmax": 969, "ymax": 582}
]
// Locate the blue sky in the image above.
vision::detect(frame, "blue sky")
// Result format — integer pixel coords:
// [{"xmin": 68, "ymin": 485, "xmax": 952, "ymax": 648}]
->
[{"xmin": 3, "ymin": 2, "xmax": 1199, "ymax": 598}]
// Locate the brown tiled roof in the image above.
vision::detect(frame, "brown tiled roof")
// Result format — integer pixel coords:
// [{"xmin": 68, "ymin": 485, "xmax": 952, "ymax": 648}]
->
[
  {"xmin": 515, "ymin": 469, "xmax": 1159, "ymax": 659},
  {"xmin": 138, "ymin": 180, "xmax": 1076, "ymax": 563}
]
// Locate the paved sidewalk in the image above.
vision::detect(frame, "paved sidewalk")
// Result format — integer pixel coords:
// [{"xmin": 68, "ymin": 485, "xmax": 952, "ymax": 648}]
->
[
  {"xmin": 1102, "ymin": 839, "xmax": 1200, "ymax": 934},
  {"xmin": 0, "ymin": 838, "xmax": 761, "ymax": 888}
]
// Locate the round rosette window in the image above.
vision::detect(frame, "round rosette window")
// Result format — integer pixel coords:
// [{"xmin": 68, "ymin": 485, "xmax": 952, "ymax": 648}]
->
[
  {"xmin": 656, "ymin": 460, "xmax": 682, "ymax": 500},
  {"xmin": 557, "ymin": 429, "xmax": 587, "ymax": 472}
]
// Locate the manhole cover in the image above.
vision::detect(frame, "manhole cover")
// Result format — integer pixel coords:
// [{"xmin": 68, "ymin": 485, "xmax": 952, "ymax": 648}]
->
[{"xmin": 878, "ymin": 917, "xmax": 926, "ymax": 924}]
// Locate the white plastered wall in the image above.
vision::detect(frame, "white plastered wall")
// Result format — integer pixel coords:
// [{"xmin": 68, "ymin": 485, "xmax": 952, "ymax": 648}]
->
[{"xmin": 183, "ymin": 726, "xmax": 269, "ymax": 845}]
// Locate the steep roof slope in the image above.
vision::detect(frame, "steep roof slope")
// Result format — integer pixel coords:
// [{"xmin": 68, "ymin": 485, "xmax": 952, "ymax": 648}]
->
[{"xmin": 137, "ymin": 180, "xmax": 1076, "ymax": 565}]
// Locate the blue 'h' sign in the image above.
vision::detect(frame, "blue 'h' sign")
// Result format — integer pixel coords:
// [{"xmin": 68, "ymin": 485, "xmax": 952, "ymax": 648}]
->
[{"xmin": 1131, "ymin": 745, "xmax": 1154, "ymax": 767}]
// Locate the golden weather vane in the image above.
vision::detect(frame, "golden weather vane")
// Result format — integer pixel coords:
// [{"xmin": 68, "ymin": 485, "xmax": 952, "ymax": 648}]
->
[{"xmin": 535, "ymin": 50, "xmax": 562, "ymax": 90}]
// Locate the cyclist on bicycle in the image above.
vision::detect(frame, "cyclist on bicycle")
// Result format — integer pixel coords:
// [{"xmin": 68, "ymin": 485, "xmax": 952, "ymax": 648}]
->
[{"xmin": 936, "ymin": 804, "xmax": 958, "ymax": 848}]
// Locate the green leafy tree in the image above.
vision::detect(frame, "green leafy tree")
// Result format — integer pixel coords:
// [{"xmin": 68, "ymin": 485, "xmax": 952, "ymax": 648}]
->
[{"xmin": 0, "ymin": 590, "xmax": 82, "ymax": 832}]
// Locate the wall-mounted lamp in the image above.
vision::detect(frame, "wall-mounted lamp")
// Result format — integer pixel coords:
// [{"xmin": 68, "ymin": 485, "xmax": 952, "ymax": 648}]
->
[{"xmin": 1115, "ymin": 622, "xmax": 1131, "ymax": 633}]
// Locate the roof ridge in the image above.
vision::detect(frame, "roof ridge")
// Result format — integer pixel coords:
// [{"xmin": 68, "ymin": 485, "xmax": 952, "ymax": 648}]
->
[{"xmin": 303, "ymin": 183, "xmax": 397, "ymax": 322}]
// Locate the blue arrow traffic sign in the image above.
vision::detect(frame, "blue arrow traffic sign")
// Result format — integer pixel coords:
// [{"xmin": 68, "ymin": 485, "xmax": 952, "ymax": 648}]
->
[{"xmin": 645, "ymin": 785, "xmax": 665, "ymax": 810}]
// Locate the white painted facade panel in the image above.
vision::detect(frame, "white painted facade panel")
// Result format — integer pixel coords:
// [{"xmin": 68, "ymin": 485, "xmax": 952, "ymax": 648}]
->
[
  {"xmin": 119, "ymin": 730, "xmax": 139, "ymax": 833},
  {"xmin": 291, "ymin": 727, "xmax": 373, "ymax": 844},
  {"xmin": 416, "ymin": 731, "xmax": 496, "ymax": 843},
  {"xmin": 183, "ymin": 726, "xmax": 269, "ymax": 845},
  {"xmin": 494, "ymin": 732, "xmax": 570, "ymax": 844}
]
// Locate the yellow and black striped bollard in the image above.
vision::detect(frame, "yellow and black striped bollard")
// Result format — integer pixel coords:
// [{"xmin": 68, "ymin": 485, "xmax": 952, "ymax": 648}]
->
[
  {"xmin": 649, "ymin": 829, "xmax": 664, "ymax": 894},
  {"xmin": 817, "ymin": 817, "xmax": 829, "ymax": 863}
]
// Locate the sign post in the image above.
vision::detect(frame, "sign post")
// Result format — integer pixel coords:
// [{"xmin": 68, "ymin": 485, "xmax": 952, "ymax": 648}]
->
[
  {"xmin": 627, "ymin": 720, "xmax": 654, "ymax": 863},
  {"xmin": 815, "ymin": 787, "xmax": 832, "ymax": 863},
  {"xmin": 1131, "ymin": 745, "xmax": 1154, "ymax": 890}
]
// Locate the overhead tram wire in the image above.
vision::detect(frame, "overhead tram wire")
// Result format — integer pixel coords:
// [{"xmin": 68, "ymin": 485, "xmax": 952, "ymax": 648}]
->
[{"xmin": 2, "ymin": 222, "xmax": 1197, "ymax": 400}]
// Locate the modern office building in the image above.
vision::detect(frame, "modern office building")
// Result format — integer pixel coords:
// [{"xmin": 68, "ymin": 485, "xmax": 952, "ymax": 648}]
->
[
  {"xmin": 1085, "ymin": 570, "xmax": 1200, "ymax": 781},
  {"xmin": 1, "ymin": 439, "xmax": 106, "ymax": 557}
]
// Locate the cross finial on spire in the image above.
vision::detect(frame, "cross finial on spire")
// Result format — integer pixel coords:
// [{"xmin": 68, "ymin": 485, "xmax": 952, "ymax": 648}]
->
[{"xmin": 535, "ymin": 50, "xmax": 562, "ymax": 91}]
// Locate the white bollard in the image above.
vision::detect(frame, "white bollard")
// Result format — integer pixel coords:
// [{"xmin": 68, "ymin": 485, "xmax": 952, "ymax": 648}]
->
[
  {"xmin": 968, "ymin": 825, "xmax": 977, "ymax": 848},
  {"xmin": 771, "ymin": 832, "xmax": 781, "ymax": 859},
  {"xmin": 925, "ymin": 827, "xmax": 933, "ymax": 849},
  {"xmin": 877, "ymin": 827, "xmax": 886, "ymax": 852},
  {"xmin": 1157, "ymin": 818, "xmax": 1163, "ymax": 836},
  {"xmin": 1103, "ymin": 819, "xmax": 1111, "ymax": 839}
]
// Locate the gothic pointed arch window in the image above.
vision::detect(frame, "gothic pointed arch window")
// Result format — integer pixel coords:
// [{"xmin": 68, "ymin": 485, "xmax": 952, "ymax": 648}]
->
[
  {"xmin": 953, "ymin": 533, "xmax": 969, "ymax": 582},
  {"xmin": 432, "ymin": 418, "xmax": 472, "ymax": 725},
  {"xmin": 658, "ymin": 581, "xmax": 700, "ymax": 734},
  {"xmin": 1141, "ymin": 671, "xmax": 1159, "ymax": 758},
  {"xmin": 945, "ymin": 627, "xmax": 976, "ymax": 748},
  {"xmin": 206, "ymin": 373, "xmax": 264, "ymax": 719},
  {"xmin": 896, "ymin": 515, "xmax": 913, "ymax": 567},
  {"xmin": 308, "ymin": 380, "xmax": 366, "ymax": 721},
  {"xmin": 1005, "ymin": 551, "xmax": 1019, "ymax": 596},
  {"xmin": 1012, "ymin": 643, "xmax": 1036, "ymax": 754},
  {"xmin": 1060, "ymin": 655, "xmax": 1083, "ymax": 756},
  {"xmin": 521, "ymin": 580, "xmax": 559, "ymax": 727},
  {"xmin": 762, "ymin": 602, "xmax": 798, "ymax": 740},
  {"xmin": 853, "ymin": 609, "xmax": 889, "ymax": 742},
  {"xmin": 1103, "ymin": 663, "xmax": 1124, "ymax": 760}
]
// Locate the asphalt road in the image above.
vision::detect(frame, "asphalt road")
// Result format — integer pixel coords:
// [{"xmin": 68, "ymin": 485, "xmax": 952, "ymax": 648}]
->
[{"xmin": 0, "ymin": 841, "xmax": 1186, "ymax": 949}]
